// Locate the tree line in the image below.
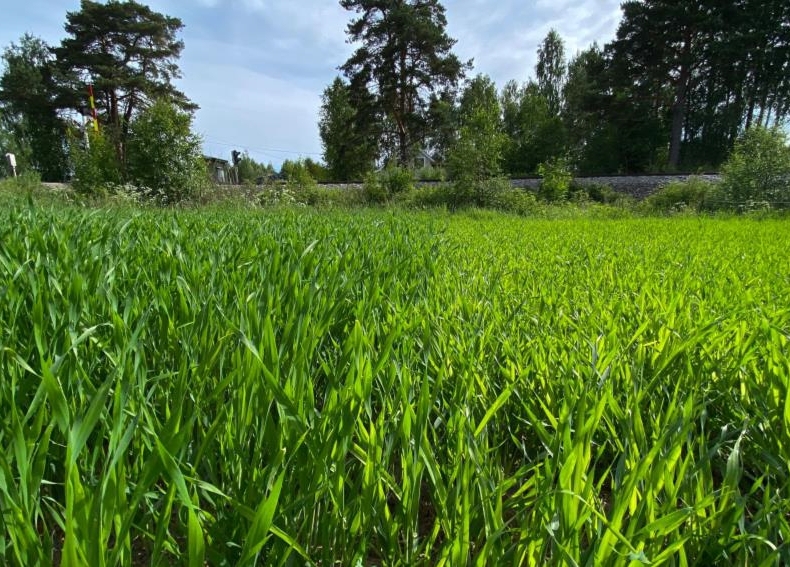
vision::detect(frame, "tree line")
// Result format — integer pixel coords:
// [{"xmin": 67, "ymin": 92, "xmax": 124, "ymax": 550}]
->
[
  {"xmin": 320, "ymin": 0, "xmax": 790, "ymax": 182},
  {"xmin": 2, "ymin": 0, "xmax": 788, "ymax": 192},
  {"xmin": 0, "ymin": 0, "xmax": 330, "ymax": 192},
  {"xmin": 0, "ymin": 1, "xmax": 205, "ymax": 192}
]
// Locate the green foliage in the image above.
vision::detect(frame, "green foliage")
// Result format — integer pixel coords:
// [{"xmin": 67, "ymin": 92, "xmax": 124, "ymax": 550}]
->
[
  {"xmin": 720, "ymin": 126, "xmax": 790, "ymax": 209},
  {"xmin": 54, "ymin": 0, "xmax": 194, "ymax": 164},
  {"xmin": 0, "ymin": 34, "xmax": 69, "ymax": 181},
  {"xmin": 501, "ymin": 81, "xmax": 567, "ymax": 176},
  {"xmin": 606, "ymin": 0, "xmax": 790, "ymax": 172},
  {"xmin": 237, "ymin": 153, "xmax": 274, "ymax": 185},
  {"xmin": 414, "ymin": 164, "xmax": 445, "ymax": 182},
  {"xmin": 280, "ymin": 159, "xmax": 318, "ymax": 188},
  {"xmin": 319, "ymin": 77, "xmax": 376, "ymax": 181},
  {"xmin": 2, "ymin": 202, "xmax": 790, "ymax": 564},
  {"xmin": 363, "ymin": 166, "xmax": 414, "ymax": 203},
  {"xmin": 644, "ymin": 177, "xmax": 716, "ymax": 213},
  {"xmin": 125, "ymin": 100, "xmax": 206, "ymax": 204},
  {"xmin": 537, "ymin": 157, "xmax": 572, "ymax": 201},
  {"xmin": 447, "ymin": 75, "xmax": 506, "ymax": 206},
  {"xmin": 0, "ymin": 170, "xmax": 41, "ymax": 193},
  {"xmin": 380, "ymin": 165, "xmax": 415, "ymax": 195},
  {"xmin": 489, "ymin": 185, "xmax": 541, "ymax": 215},
  {"xmin": 536, "ymin": 29, "xmax": 566, "ymax": 116},
  {"xmin": 70, "ymin": 130, "xmax": 122, "ymax": 196},
  {"xmin": 362, "ymin": 171, "xmax": 389, "ymax": 204},
  {"xmin": 256, "ymin": 184, "xmax": 301, "ymax": 207},
  {"xmin": 302, "ymin": 158, "xmax": 328, "ymax": 182},
  {"xmin": 339, "ymin": 0, "xmax": 468, "ymax": 165}
]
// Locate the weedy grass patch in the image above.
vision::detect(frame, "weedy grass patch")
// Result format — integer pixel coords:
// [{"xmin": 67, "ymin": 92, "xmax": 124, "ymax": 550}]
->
[{"xmin": 0, "ymin": 200, "xmax": 788, "ymax": 565}]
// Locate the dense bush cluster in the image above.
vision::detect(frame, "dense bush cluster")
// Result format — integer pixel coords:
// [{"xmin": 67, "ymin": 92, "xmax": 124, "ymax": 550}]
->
[{"xmin": 68, "ymin": 100, "xmax": 208, "ymax": 204}]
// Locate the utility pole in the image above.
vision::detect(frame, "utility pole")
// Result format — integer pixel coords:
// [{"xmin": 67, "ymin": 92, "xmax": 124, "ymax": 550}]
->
[{"xmin": 78, "ymin": 83, "xmax": 99, "ymax": 150}]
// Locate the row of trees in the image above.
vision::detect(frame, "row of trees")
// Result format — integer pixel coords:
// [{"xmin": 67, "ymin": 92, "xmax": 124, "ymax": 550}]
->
[
  {"xmin": 0, "ymin": 0, "xmax": 203, "ymax": 197},
  {"xmin": 320, "ymin": 0, "xmax": 790, "ymax": 181},
  {"xmin": 3, "ymin": 0, "xmax": 788, "ymax": 191}
]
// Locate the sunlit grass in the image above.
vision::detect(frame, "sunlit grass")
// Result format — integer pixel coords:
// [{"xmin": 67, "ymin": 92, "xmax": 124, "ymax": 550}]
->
[{"xmin": 0, "ymin": 201, "xmax": 788, "ymax": 565}]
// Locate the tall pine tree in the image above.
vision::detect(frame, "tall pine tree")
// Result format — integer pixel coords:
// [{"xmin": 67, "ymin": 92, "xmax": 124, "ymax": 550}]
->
[
  {"xmin": 339, "ymin": 0, "xmax": 469, "ymax": 166},
  {"xmin": 54, "ymin": 0, "xmax": 195, "ymax": 165}
]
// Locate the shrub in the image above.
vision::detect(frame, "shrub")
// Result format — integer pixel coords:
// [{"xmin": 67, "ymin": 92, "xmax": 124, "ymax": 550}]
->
[
  {"xmin": 0, "ymin": 170, "xmax": 42, "ymax": 194},
  {"xmin": 363, "ymin": 171, "xmax": 389, "ymax": 204},
  {"xmin": 644, "ymin": 177, "xmax": 714, "ymax": 213},
  {"xmin": 537, "ymin": 158, "xmax": 572, "ymax": 201},
  {"xmin": 395, "ymin": 183, "xmax": 454, "ymax": 210},
  {"xmin": 570, "ymin": 182, "xmax": 618, "ymax": 204},
  {"xmin": 491, "ymin": 188, "xmax": 541, "ymax": 216},
  {"xmin": 414, "ymin": 165, "xmax": 446, "ymax": 182},
  {"xmin": 256, "ymin": 184, "xmax": 300, "ymax": 207},
  {"xmin": 473, "ymin": 177, "xmax": 511, "ymax": 208},
  {"xmin": 447, "ymin": 114, "xmax": 507, "ymax": 207},
  {"xmin": 363, "ymin": 166, "xmax": 414, "ymax": 203},
  {"xmin": 126, "ymin": 100, "xmax": 207, "ymax": 204},
  {"xmin": 280, "ymin": 159, "xmax": 318, "ymax": 188},
  {"xmin": 720, "ymin": 126, "xmax": 790, "ymax": 210},
  {"xmin": 70, "ymin": 131, "xmax": 122, "ymax": 196},
  {"xmin": 379, "ymin": 166, "xmax": 414, "ymax": 195}
]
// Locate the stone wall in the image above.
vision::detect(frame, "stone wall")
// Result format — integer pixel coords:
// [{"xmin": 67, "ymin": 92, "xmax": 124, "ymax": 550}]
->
[
  {"xmin": 510, "ymin": 174, "xmax": 721, "ymax": 199},
  {"xmin": 318, "ymin": 174, "xmax": 722, "ymax": 200}
]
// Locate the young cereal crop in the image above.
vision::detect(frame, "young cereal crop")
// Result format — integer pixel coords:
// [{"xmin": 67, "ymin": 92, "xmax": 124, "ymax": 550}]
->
[{"xmin": 0, "ymin": 200, "xmax": 788, "ymax": 565}]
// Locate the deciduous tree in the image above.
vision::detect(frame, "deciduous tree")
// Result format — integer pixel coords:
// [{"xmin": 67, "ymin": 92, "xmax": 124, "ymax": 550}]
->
[
  {"xmin": 536, "ymin": 29, "xmax": 566, "ymax": 117},
  {"xmin": 125, "ymin": 100, "xmax": 204, "ymax": 203},
  {"xmin": 0, "ymin": 35, "xmax": 69, "ymax": 180},
  {"xmin": 319, "ymin": 77, "xmax": 377, "ymax": 181}
]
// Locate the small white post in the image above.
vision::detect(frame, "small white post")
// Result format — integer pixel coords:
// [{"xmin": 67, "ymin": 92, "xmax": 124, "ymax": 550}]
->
[{"xmin": 5, "ymin": 153, "xmax": 16, "ymax": 178}]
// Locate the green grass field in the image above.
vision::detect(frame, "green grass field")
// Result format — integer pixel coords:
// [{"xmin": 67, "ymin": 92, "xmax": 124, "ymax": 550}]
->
[{"xmin": 1, "ymin": 202, "xmax": 789, "ymax": 565}]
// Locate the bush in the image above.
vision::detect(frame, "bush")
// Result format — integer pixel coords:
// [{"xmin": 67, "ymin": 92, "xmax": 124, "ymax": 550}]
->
[
  {"xmin": 256, "ymin": 184, "xmax": 300, "ymax": 207},
  {"xmin": 395, "ymin": 183, "xmax": 453, "ymax": 210},
  {"xmin": 399, "ymin": 178, "xmax": 511, "ymax": 211},
  {"xmin": 569, "ymin": 182, "xmax": 618, "ymax": 204},
  {"xmin": 720, "ymin": 126, "xmax": 790, "ymax": 210},
  {"xmin": 414, "ymin": 165, "xmax": 445, "ymax": 182},
  {"xmin": 280, "ymin": 159, "xmax": 318, "ymax": 188},
  {"xmin": 0, "ymin": 170, "xmax": 42, "ymax": 194},
  {"xmin": 363, "ymin": 171, "xmax": 389, "ymax": 204},
  {"xmin": 537, "ymin": 158, "xmax": 572, "ymax": 201},
  {"xmin": 126, "ymin": 100, "xmax": 207, "ymax": 204},
  {"xmin": 363, "ymin": 166, "xmax": 414, "ymax": 203},
  {"xmin": 70, "ymin": 131, "xmax": 122, "ymax": 196},
  {"xmin": 446, "ymin": 112, "xmax": 507, "ymax": 208},
  {"xmin": 490, "ymin": 188, "xmax": 541, "ymax": 216},
  {"xmin": 473, "ymin": 177, "xmax": 511, "ymax": 208},
  {"xmin": 379, "ymin": 166, "xmax": 414, "ymax": 195},
  {"xmin": 644, "ymin": 177, "xmax": 714, "ymax": 213}
]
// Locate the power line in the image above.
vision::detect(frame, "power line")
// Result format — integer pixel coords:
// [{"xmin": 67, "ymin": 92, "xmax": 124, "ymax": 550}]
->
[
  {"xmin": 203, "ymin": 138, "xmax": 322, "ymax": 157},
  {"xmin": 203, "ymin": 142, "xmax": 281, "ymax": 164}
]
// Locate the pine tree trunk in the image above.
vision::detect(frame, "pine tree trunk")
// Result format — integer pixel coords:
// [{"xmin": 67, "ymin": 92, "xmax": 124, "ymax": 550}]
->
[
  {"xmin": 668, "ymin": 73, "xmax": 689, "ymax": 169},
  {"xmin": 668, "ymin": 36, "xmax": 692, "ymax": 170}
]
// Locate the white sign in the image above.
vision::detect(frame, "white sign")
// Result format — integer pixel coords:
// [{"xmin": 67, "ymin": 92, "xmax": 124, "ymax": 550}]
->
[{"xmin": 4, "ymin": 153, "xmax": 15, "ymax": 168}]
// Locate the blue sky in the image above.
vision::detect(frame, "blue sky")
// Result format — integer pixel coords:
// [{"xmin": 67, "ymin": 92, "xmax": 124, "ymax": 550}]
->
[{"xmin": 1, "ymin": 0, "xmax": 624, "ymax": 168}]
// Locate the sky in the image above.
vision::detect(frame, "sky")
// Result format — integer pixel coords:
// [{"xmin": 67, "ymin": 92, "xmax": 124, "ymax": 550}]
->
[{"xmin": 1, "ymin": 0, "xmax": 624, "ymax": 168}]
